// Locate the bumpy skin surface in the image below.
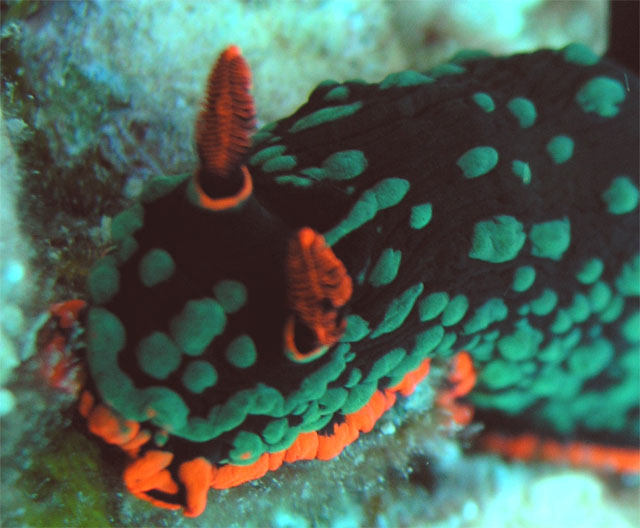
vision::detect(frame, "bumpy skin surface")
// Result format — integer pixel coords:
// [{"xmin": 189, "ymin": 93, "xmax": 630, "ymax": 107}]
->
[{"xmin": 82, "ymin": 46, "xmax": 639, "ymax": 513}]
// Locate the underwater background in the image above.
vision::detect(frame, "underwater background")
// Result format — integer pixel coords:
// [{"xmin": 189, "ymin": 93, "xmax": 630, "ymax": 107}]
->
[{"xmin": 0, "ymin": 0, "xmax": 638, "ymax": 526}]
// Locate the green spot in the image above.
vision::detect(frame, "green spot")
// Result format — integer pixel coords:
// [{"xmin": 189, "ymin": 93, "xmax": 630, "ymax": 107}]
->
[
  {"xmin": 602, "ymin": 176, "xmax": 639, "ymax": 215},
  {"xmin": 229, "ymin": 431, "xmax": 265, "ymax": 465},
  {"xmin": 507, "ymin": 97, "xmax": 537, "ymax": 128},
  {"xmin": 469, "ymin": 215, "xmax": 526, "ymax": 263},
  {"xmin": 213, "ymin": 280, "xmax": 247, "ymax": 314},
  {"xmin": 249, "ymin": 145, "xmax": 286, "ymax": 166},
  {"xmin": 344, "ymin": 368, "xmax": 362, "ymax": 388},
  {"xmin": 410, "ymin": 203, "xmax": 432, "ymax": 229},
  {"xmin": 324, "ymin": 85, "xmax": 349, "ymax": 101},
  {"xmin": 457, "ymin": 146, "xmax": 499, "ymax": 178},
  {"xmin": 319, "ymin": 387, "xmax": 349, "ymax": 414},
  {"xmin": 568, "ymin": 293, "xmax": 591, "ymax": 323},
  {"xmin": 418, "ymin": 292, "xmax": 449, "ymax": 322},
  {"xmin": 600, "ymin": 295, "xmax": 624, "ymax": 323},
  {"xmin": 225, "ymin": 335, "xmax": 257, "ymax": 368},
  {"xmin": 512, "ymin": 265, "xmax": 536, "ymax": 292},
  {"xmin": 472, "ymin": 92, "xmax": 495, "ymax": 112},
  {"xmin": 511, "ymin": 160, "xmax": 531, "ymax": 185},
  {"xmin": 441, "ymin": 294, "xmax": 469, "ymax": 327},
  {"xmin": 479, "ymin": 359, "xmax": 523, "ymax": 390},
  {"xmin": 140, "ymin": 173, "xmax": 190, "ymax": 203},
  {"xmin": 370, "ymin": 283, "xmax": 424, "ymax": 339},
  {"xmin": 463, "ymin": 298, "xmax": 508, "ymax": 334},
  {"xmin": 616, "ymin": 254, "xmax": 640, "ymax": 296},
  {"xmin": 136, "ymin": 332, "xmax": 182, "ymax": 380},
  {"xmin": 324, "ymin": 178, "xmax": 409, "ymax": 245},
  {"xmin": 379, "ymin": 70, "xmax": 433, "ymax": 89},
  {"xmin": 262, "ymin": 418, "xmax": 288, "ymax": 445},
  {"xmin": 289, "ymin": 102, "xmax": 363, "ymax": 132},
  {"xmin": 621, "ymin": 311, "xmax": 640, "ymax": 343},
  {"xmin": 546, "ymin": 135, "xmax": 574, "ymax": 164},
  {"xmin": 87, "ymin": 307, "xmax": 126, "ymax": 364},
  {"xmin": 116, "ymin": 236, "xmax": 138, "ymax": 263},
  {"xmin": 341, "ymin": 382, "xmax": 378, "ymax": 414},
  {"xmin": 170, "ymin": 298, "xmax": 225, "ymax": 356},
  {"xmin": 182, "ymin": 360, "xmax": 217, "ymax": 394},
  {"xmin": 322, "ymin": 150, "xmax": 368, "ymax": 180},
  {"xmin": 430, "ymin": 63, "xmax": 465, "ymax": 78},
  {"xmin": 87, "ymin": 256, "xmax": 119, "ymax": 304},
  {"xmin": 589, "ymin": 281, "xmax": 612, "ymax": 312},
  {"xmin": 412, "ymin": 325, "xmax": 445, "ymax": 359},
  {"xmin": 435, "ymin": 332, "xmax": 457, "ymax": 357},
  {"xmin": 496, "ymin": 320, "xmax": 544, "ymax": 361},
  {"xmin": 275, "ymin": 175, "xmax": 312, "ymax": 187},
  {"xmin": 262, "ymin": 155, "xmax": 297, "ymax": 173},
  {"xmin": 550, "ymin": 309, "xmax": 572, "ymax": 334},
  {"xmin": 364, "ymin": 348, "xmax": 406, "ymax": 383},
  {"xmin": 576, "ymin": 76, "xmax": 626, "ymax": 117},
  {"xmin": 530, "ymin": 288, "xmax": 558, "ymax": 316},
  {"xmin": 568, "ymin": 338, "xmax": 614, "ymax": 378},
  {"xmin": 138, "ymin": 248, "xmax": 175, "ymax": 287},
  {"xmin": 451, "ymin": 49, "xmax": 493, "ymax": 63},
  {"xmin": 529, "ymin": 217, "xmax": 571, "ymax": 261},
  {"xmin": 342, "ymin": 314, "xmax": 370, "ymax": 342},
  {"xmin": 472, "ymin": 389, "xmax": 538, "ymax": 415},
  {"xmin": 576, "ymin": 258, "xmax": 604, "ymax": 285},
  {"xmin": 368, "ymin": 248, "xmax": 402, "ymax": 287},
  {"xmin": 562, "ymin": 43, "xmax": 599, "ymax": 66},
  {"xmin": 111, "ymin": 203, "xmax": 144, "ymax": 242}
]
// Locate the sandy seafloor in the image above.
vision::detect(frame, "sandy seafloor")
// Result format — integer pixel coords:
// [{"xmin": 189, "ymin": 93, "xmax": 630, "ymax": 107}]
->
[{"xmin": 0, "ymin": 1, "xmax": 638, "ymax": 526}]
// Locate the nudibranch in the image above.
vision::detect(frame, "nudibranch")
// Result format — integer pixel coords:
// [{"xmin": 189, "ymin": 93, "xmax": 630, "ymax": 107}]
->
[{"xmin": 43, "ymin": 44, "xmax": 639, "ymax": 516}]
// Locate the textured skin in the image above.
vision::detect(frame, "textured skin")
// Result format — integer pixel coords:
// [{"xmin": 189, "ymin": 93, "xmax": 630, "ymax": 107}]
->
[{"xmin": 81, "ymin": 46, "xmax": 639, "ymax": 511}]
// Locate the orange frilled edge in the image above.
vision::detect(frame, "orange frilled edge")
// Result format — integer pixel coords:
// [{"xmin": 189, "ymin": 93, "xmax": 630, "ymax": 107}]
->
[{"xmin": 79, "ymin": 357, "xmax": 432, "ymax": 517}]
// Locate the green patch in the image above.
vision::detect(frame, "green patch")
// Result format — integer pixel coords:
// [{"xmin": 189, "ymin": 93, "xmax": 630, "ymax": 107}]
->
[
  {"xmin": 568, "ymin": 293, "xmax": 591, "ymax": 323},
  {"xmin": 602, "ymin": 176, "xmax": 639, "ymax": 215},
  {"xmin": 576, "ymin": 257, "xmax": 604, "ymax": 284},
  {"xmin": 599, "ymin": 295, "xmax": 624, "ymax": 323},
  {"xmin": 567, "ymin": 338, "xmax": 614, "ymax": 378},
  {"xmin": 289, "ymin": 102, "xmax": 363, "ymax": 132},
  {"xmin": 507, "ymin": 97, "xmax": 537, "ymax": 128},
  {"xmin": 342, "ymin": 314, "xmax": 370, "ymax": 342},
  {"xmin": 136, "ymin": 332, "xmax": 182, "ymax": 380},
  {"xmin": 262, "ymin": 155, "xmax": 297, "ymax": 172},
  {"xmin": 530, "ymin": 288, "xmax": 558, "ymax": 316},
  {"xmin": 225, "ymin": 335, "xmax": 257, "ymax": 368},
  {"xmin": 529, "ymin": 217, "xmax": 571, "ymax": 261},
  {"xmin": 472, "ymin": 92, "xmax": 495, "ymax": 112},
  {"xmin": 182, "ymin": 360, "xmax": 217, "ymax": 393},
  {"xmin": 562, "ymin": 43, "xmax": 599, "ymax": 66},
  {"xmin": 228, "ymin": 431, "xmax": 265, "ymax": 466},
  {"xmin": 512, "ymin": 265, "xmax": 536, "ymax": 292},
  {"xmin": 379, "ymin": 70, "xmax": 433, "ymax": 89},
  {"xmin": 324, "ymin": 85, "xmax": 350, "ymax": 101},
  {"xmin": 341, "ymin": 381, "xmax": 378, "ymax": 414},
  {"xmin": 589, "ymin": 281, "xmax": 612, "ymax": 312},
  {"xmin": 575, "ymin": 76, "xmax": 626, "ymax": 117},
  {"xmin": 138, "ymin": 248, "xmax": 175, "ymax": 287},
  {"xmin": 324, "ymin": 178, "xmax": 409, "ymax": 245},
  {"xmin": 213, "ymin": 279, "xmax": 247, "ymax": 314},
  {"xmin": 410, "ymin": 203, "xmax": 432, "ymax": 229},
  {"xmin": 479, "ymin": 359, "xmax": 523, "ymax": 390},
  {"xmin": 364, "ymin": 347, "xmax": 407, "ymax": 383},
  {"xmin": 463, "ymin": 298, "xmax": 508, "ymax": 334},
  {"xmin": 430, "ymin": 63, "xmax": 466, "ymax": 78},
  {"xmin": 469, "ymin": 215, "xmax": 526, "ymax": 263},
  {"xmin": 418, "ymin": 292, "xmax": 449, "ymax": 322},
  {"xmin": 111, "ymin": 203, "xmax": 144, "ymax": 242},
  {"xmin": 275, "ymin": 175, "xmax": 313, "ymax": 187},
  {"xmin": 322, "ymin": 150, "xmax": 368, "ymax": 180},
  {"xmin": 496, "ymin": 320, "xmax": 544, "ymax": 361},
  {"xmin": 249, "ymin": 145, "xmax": 287, "ymax": 166},
  {"xmin": 368, "ymin": 248, "xmax": 402, "ymax": 287},
  {"xmin": 441, "ymin": 294, "xmax": 469, "ymax": 326},
  {"xmin": 170, "ymin": 298, "xmax": 226, "ymax": 356},
  {"xmin": 550, "ymin": 309, "xmax": 572, "ymax": 334},
  {"xmin": 511, "ymin": 160, "xmax": 531, "ymax": 184},
  {"xmin": 546, "ymin": 134, "xmax": 574, "ymax": 164},
  {"xmin": 370, "ymin": 283, "xmax": 424, "ymax": 338},
  {"xmin": 616, "ymin": 254, "xmax": 640, "ymax": 296},
  {"xmin": 87, "ymin": 255, "xmax": 119, "ymax": 304},
  {"xmin": 621, "ymin": 311, "xmax": 640, "ymax": 343},
  {"xmin": 456, "ymin": 146, "xmax": 499, "ymax": 178},
  {"xmin": 140, "ymin": 173, "xmax": 190, "ymax": 203}
]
